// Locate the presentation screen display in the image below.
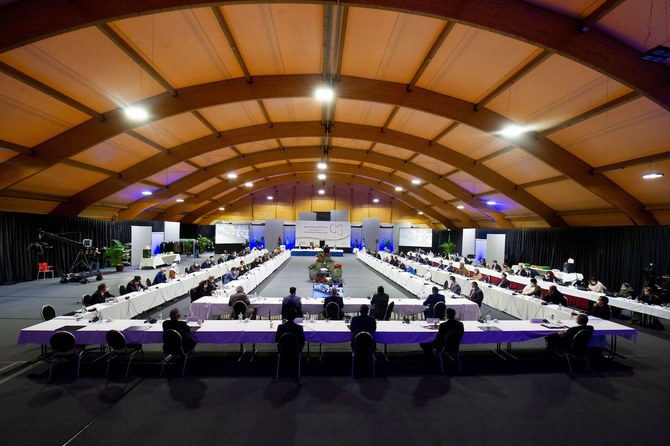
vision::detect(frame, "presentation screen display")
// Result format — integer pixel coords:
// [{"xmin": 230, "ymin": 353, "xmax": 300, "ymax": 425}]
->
[
  {"xmin": 295, "ymin": 221, "xmax": 351, "ymax": 247},
  {"xmin": 398, "ymin": 227, "xmax": 432, "ymax": 248},
  {"xmin": 215, "ymin": 224, "xmax": 249, "ymax": 244}
]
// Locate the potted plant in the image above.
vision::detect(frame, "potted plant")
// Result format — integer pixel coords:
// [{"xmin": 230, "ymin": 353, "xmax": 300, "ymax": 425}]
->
[
  {"xmin": 197, "ymin": 236, "xmax": 212, "ymax": 253},
  {"xmin": 440, "ymin": 240, "xmax": 456, "ymax": 257},
  {"xmin": 183, "ymin": 239, "xmax": 193, "ymax": 255},
  {"xmin": 105, "ymin": 239, "xmax": 130, "ymax": 272}
]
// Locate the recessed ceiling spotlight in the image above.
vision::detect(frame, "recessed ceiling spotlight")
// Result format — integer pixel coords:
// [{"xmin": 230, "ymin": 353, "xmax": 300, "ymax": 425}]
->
[
  {"xmin": 318, "ymin": 173, "xmax": 327, "ymax": 180},
  {"xmin": 315, "ymin": 86, "xmax": 334, "ymax": 102},
  {"xmin": 373, "ymin": 198, "xmax": 379, "ymax": 203},
  {"xmin": 141, "ymin": 190, "xmax": 152, "ymax": 196},
  {"xmin": 317, "ymin": 162, "xmax": 328, "ymax": 170},
  {"xmin": 124, "ymin": 106, "xmax": 149, "ymax": 121},
  {"xmin": 456, "ymin": 205, "xmax": 465, "ymax": 209},
  {"xmin": 417, "ymin": 211, "xmax": 424, "ymax": 215},
  {"xmin": 395, "ymin": 186, "xmax": 403, "ymax": 192},
  {"xmin": 227, "ymin": 173, "xmax": 238, "ymax": 179},
  {"xmin": 176, "ymin": 198, "xmax": 184, "ymax": 203},
  {"xmin": 267, "ymin": 196, "xmax": 273, "ymax": 200},
  {"xmin": 219, "ymin": 207, "xmax": 225, "ymax": 211},
  {"xmin": 642, "ymin": 172, "xmax": 664, "ymax": 179},
  {"xmin": 244, "ymin": 182, "xmax": 253, "ymax": 187},
  {"xmin": 486, "ymin": 200, "xmax": 497, "ymax": 206},
  {"xmin": 500, "ymin": 125, "xmax": 529, "ymax": 137},
  {"xmin": 318, "ymin": 189, "xmax": 325, "ymax": 195},
  {"xmin": 411, "ymin": 179, "xmax": 421, "ymax": 185}
]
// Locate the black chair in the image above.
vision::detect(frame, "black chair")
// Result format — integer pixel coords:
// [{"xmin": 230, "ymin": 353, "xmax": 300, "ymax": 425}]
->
[
  {"xmin": 556, "ymin": 327, "xmax": 593, "ymax": 372},
  {"xmin": 325, "ymin": 301, "xmax": 342, "ymax": 320},
  {"xmin": 41, "ymin": 304, "xmax": 56, "ymax": 321},
  {"xmin": 352, "ymin": 331, "xmax": 376, "ymax": 379},
  {"xmin": 118, "ymin": 284, "xmax": 126, "ymax": 296},
  {"xmin": 433, "ymin": 301, "xmax": 447, "ymax": 320},
  {"xmin": 276, "ymin": 333, "xmax": 301, "ymax": 380},
  {"xmin": 82, "ymin": 294, "xmax": 92, "ymax": 306},
  {"xmin": 160, "ymin": 329, "xmax": 194, "ymax": 377},
  {"xmin": 105, "ymin": 330, "xmax": 144, "ymax": 377},
  {"xmin": 383, "ymin": 301, "xmax": 395, "ymax": 321},
  {"xmin": 189, "ymin": 288, "xmax": 199, "ymax": 303},
  {"xmin": 146, "ymin": 278, "xmax": 152, "ymax": 288},
  {"xmin": 435, "ymin": 329, "xmax": 464, "ymax": 374},
  {"xmin": 48, "ymin": 331, "xmax": 91, "ymax": 381}
]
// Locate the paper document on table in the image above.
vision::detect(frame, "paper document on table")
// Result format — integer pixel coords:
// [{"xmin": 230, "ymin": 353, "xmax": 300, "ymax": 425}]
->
[
  {"xmin": 541, "ymin": 323, "xmax": 567, "ymax": 329},
  {"xmin": 124, "ymin": 325, "xmax": 151, "ymax": 332}
]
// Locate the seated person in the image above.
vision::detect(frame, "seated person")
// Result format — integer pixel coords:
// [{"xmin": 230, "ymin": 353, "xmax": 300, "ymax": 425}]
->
[
  {"xmin": 518, "ymin": 265, "xmax": 532, "ymax": 277},
  {"xmin": 522, "ymin": 278, "xmax": 542, "ymax": 298},
  {"xmin": 587, "ymin": 277, "xmax": 607, "ymax": 293},
  {"xmin": 201, "ymin": 256, "xmax": 215, "ymax": 269},
  {"xmin": 275, "ymin": 308, "xmax": 305, "ymax": 352},
  {"xmin": 456, "ymin": 264, "xmax": 469, "ymax": 276},
  {"xmin": 349, "ymin": 305, "xmax": 377, "ymax": 350},
  {"xmin": 191, "ymin": 261, "xmax": 201, "ymax": 271},
  {"xmin": 126, "ymin": 275, "xmax": 147, "ymax": 293},
  {"xmin": 162, "ymin": 308, "xmax": 197, "ymax": 353},
  {"xmin": 423, "ymin": 286, "xmax": 445, "ymax": 318},
  {"xmin": 467, "ymin": 282, "xmax": 484, "ymax": 307},
  {"xmin": 168, "ymin": 262, "xmax": 181, "ymax": 280},
  {"xmin": 490, "ymin": 260, "xmax": 502, "ymax": 272},
  {"xmin": 448, "ymin": 276, "xmax": 462, "ymax": 295},
  {"xmin": 228, "ymin": 286, "xmax": 256, "ymax": 319},
  {"xmin": 471, "ymin": 268, "xmax": 483, "ymax": 281},
  {"xmin": 498, "ymin": 272, "xmax": 511, "ymax": 289},
  {"xmin": 226, "ymin": 251, "xmax": 237, "ymax": 261},
  {"xmin": 420, "ymin": 307, "xmax": 464, "ymax": 353},
  {"xmin": 590, "ymin": 295, "xmax": 611, "ymax": 320},
  {"xmin": 153, "ymin": 267, "xmax": 168, "ymax": 285},
  {"xmin": 438, "ymin": 260, "xmax": 446, "ymax": 270},
  {"xmin": 323, "ymin": 287, "xmax": 344, "ymax": 320},
  {"xmin": 370, "ymin": 285, "xmax": 390, "ymax": 320},
  {"xmin": 544, "ymin": 270, "xmax": 560, "ymax": 284},
  {"xmin": 282, "ymin": 287, "xmax": 303, "ymax": 319},
  {"xmin": 406, "ymin": 265, "xmax": 416, "ymax": 275},
  {"xmin": 398, "ymin": 263, "xmax": 407, "ymax": 271},
  {"xmin": 238, "ymin": 260, "xmax": 248, "ymax": 275},
  {"xmin": 619, "ymin": 282, "xmax": 634, "ymax": 298},
  {"xmin": 446, "ymin": 262, "xmax": 455, "ymax": 272},
  {"xmin": 502, "ymin": 263, "xmax": 512, "ymax": 273},
  {"xmin": 205, "ymin": 275, "xmax": 219, "ymax": 295},
  {"xmin": 192, "ymin": 280, "xmax": 208, "ymax": 302},
  {"xmin": 217, "ymin": 254, "xmax": 226, "ymax": 264},
  {"xmin": 90, "ymin": 283, "xmax": 114, "ymax": 304},
  {"xmin": 222, "ymin": 267, "xmax": 239, "ymax": 284},
  {"xmin": 543, "ymin": 285, "xmax": 567, "ymax": 306},
  {"xmin": 545, "ymin": 313, "xmax": 592, "ymax": 353}
]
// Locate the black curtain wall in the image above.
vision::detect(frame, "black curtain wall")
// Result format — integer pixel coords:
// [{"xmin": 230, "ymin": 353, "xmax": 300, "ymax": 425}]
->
[
  {"xmin": 435, "ymin": 226, "xmax": 670, "ymax": 293},
  {"xmin": 0, "ymin": 212, "xmax": 211, "ymax": 285}
]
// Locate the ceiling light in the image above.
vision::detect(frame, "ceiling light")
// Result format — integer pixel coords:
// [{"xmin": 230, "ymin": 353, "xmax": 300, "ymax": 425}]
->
[
  {"xmin": 486, "ymin": 201, "xmax": 497, "ymax": 206},
  {"xmin": 315, "ymin": 86, "xmax": 334, "ymax": 102},
  {"xmin": 318, "ymin": 173, "xmax": 327, "ymax": 180},
  {"xmin": 395, "ymin": 186, "xmax": 403, "ymax": 192},
  {"xmin": 176, "ymin": 198, "xmax": 184, "ymax": 203},
  {"xmin": 642, "ymin": 172, "xmax": 664, "ymax": 179},
  {"xmin": 318, "ymin": 189, "xmax": 325, "ymax": 195},
  {"xmin": 267, "ymin": 196, "xmax": 273, "ymax": 200},
  {"xmin": 141, "ymin": 191, "xmax": 152, "ymax": 196},
  {"xmin": 219, "ymin": 207, "xmax": 225, "ymax": 211},
  {"xmin": 500, "ymin": 125, "xmax": 528, "ymax": 137},
  {"xmin": 640, "ymin": 45, "xmax": 670, "ymax": 63},
  {"xmin": 124, "ymin": 106, "xmax": 148, "ymax": 121},
  {"xmin": 456, "ymin": 205, "xmax": 465, "ymax": 209},
  {"xmin": 373, "ymin": 198, "xmax": 379, "ymax": 203},
  {"xmin": 244, "ymin": 182, "xmax": 253, "ymax": 187},
  {"xmin": 411, "ymin": 179, "xmax": 421, "ymax": 185},
  {"xmin": 317, "ymin": 162, "xmax": 328, "ymax": 170},
  {"xmin": 417, "ymin": 211, "xmax": 424, "ymax": 215},
  {"xmin": 227, "ymin": 173, "xmax": 237, "ymax": 179}
]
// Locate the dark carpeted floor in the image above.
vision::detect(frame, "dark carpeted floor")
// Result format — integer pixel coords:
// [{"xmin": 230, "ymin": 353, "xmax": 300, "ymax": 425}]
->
[{"xmin": 1, "ymin": 253, "xmax": 669, "ymax": 445}]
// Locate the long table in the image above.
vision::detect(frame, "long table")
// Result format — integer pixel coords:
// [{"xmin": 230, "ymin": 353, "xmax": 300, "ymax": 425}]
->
[
  {"xmin": 82, "ymin": 250, "xmax": 287, "ymax": 320},
  {"xmin": 291, "ymin": 248, "xmax": 344, "ymax": 257},
  {"xmin": 17, "ymin": 317, "xmax": 636, "ymax": 347},
  {"xmin": 189, "ymin": 296, "xmax": 480, "ymax": 321},
  {"xmin": 138, "ymin": 253, "xmax": 182, "ymax": 269}
]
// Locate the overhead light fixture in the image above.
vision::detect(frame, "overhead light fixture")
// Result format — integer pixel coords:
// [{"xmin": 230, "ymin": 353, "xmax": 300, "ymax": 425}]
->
[
  {"xmin": 456, "ymin": 205, "xmax": 465, "ymax": 209},
  {"xmin": 395, "ymin": 186, "xmax": 403, "ymax": 192},
  {"xmin": 373, "ymin": 198, "xmax": 379, "ymax": 203},
  {"xmin": 141, "ymin": 190, "xmax": 152, "ymax": 196},
  {"xmin": 417, "ymin": 211, "xmax": 424, "ymax": 215},
  {"xmin": 318, "ymin": 189, "xmax": 325, "ymax": 195},
  {"xmin": 642, "ymin": 172, "xmax": 664, "ymax": 179},
  {"xmin": 317, "ymin": 162, "xmax": 328, "ymax": 170},
  {"xmin": 244, "ymin": 182, "xmax": 253, "ymax": 187},
  {"xmin": 486, "ymin": 200, "xmax": 497, "ymax": 206},
  {"xmin": 227, "ymin": 173, "xmax": 238, "ymax": 179},
  {"xmin": 124, "ymin": 106, "xmax": 149, "ymax": 121},
  {"xmin": 315, "ymin": 86, "xmax": 334, "ymax": 102},
  {"xmin": 640, "ymin": 45, "xmax": 670, "ymax": 63},
  {"xmin": 411, "ymin": 179, "xmax": 421, "ymax": 185},
  {"xmin": 500, "ymin": 125, "xmax": 529, "ymax": 137},
  {"xmin": 318, "ymin": 173, "xmax": 327, "ymax": 180},
  {"xmin": 219, "ymin": 207, "xmax": 225, "ymax": 211},
  {"xmin": 267, "ymin": 196, "xmax": 273, "ymax": 200},
  {"xmin": 176, "ymin": 198, "xmax": 184, "ymax": 203}
]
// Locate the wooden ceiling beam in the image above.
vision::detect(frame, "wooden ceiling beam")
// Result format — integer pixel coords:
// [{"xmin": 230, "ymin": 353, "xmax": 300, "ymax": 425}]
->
[
  {"xmin": 191, "ymin": 111, "xmax": 220, "ymax": 137},
  {"xmin": 579, "ymin": 0, "xmax": 626, "ymax": 32},
  {"xmin": 211, "ymin": 6, "xmax": 252, "ymax": 83},
  {"xmin": 126, "ymin": 130, "xmax": 170, "ymax": 154},
  {"xmin": 407, "ymin": 22, "xmax": 455, "ymax": 92},
  {"xmin": 593, "ymin": 151, "xmax": 670, "ymax": 174}
]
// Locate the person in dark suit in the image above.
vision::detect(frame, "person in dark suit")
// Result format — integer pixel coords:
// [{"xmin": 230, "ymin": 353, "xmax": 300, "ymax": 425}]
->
[
  {"xmin": 275, "ymin": 308, "xmax": 305, "ymax": 352},
  {"xmin": 350, "ymin": 305, "xmax": 377, "ymax": 350},
  {"xmin": 498, "ymin": 272, "xmax": 511, "ymax": 289},
  {"xmin": 370, "ymin": 285, "xmax": 389, "ymax": 320},
  {"xmin": 448, "ymin": 276, "xmax": 461, "ymax": 295},
  {"xmin": 543, "ymin": 285, "xmax": 567, "ymax": 306},
  {"xmin": 323, "ymin": 287, "xmax": 344, "ymax": 319},
  {"xmin": 590, "ymin": 295, "xmax": 611, "ymax": 320},
  {"xmin": 153, "ymin": 267, "xmax": 167, "ymax": 285},
  {"xmin": 281, "ymin": 286, "xmax": 303, "ymax": 319},
  {"xmin": 546, "ymin": 313, "xmax": 592, "ymax": 353},
  {"xmin": 423, "ymin": 286, "xmax": 445, "ymax": 318},
  {"xmin": 162, "ymin": 308, "xmax": 197, "ymax": 353},
  {"xmin": 421, "ymin": 307, "xmax": 464, "ymax": 352},
  {"xmin": 90, "ymin": 283, "xmax": 114, "ymax": 304},
  {"xmin": 468, "ymin": 282, "xmax": 484, "ymax": 307},
  {"xmin": 126, "ymin": 275, "xmax": 147, "ymax": 293}
]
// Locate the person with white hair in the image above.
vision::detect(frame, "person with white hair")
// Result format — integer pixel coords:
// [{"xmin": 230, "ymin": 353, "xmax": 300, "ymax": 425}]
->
[{"xmin": 168, "ymin": 262, "xmax": 181, "ymax": 280}]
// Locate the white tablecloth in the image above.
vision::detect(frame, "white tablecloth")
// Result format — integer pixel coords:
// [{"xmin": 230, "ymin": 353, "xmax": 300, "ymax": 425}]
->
[{"xmin": 139, "ymin": 253, "xmax": 182, "ymax": 269}]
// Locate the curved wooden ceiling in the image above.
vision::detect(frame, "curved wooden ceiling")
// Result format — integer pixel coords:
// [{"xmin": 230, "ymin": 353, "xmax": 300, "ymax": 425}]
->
[{"xmin": 0, "ymin": 0, "xmax": 668, "ymax": 228}]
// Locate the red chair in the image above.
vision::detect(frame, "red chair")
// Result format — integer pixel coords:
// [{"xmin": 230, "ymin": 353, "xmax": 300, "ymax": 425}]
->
[{"xmin": 37, "ymin": 262, "xmax": 54, "ymax": 280}]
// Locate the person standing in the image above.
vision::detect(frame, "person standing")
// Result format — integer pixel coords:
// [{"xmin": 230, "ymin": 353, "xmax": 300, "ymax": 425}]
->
[{"xmin": 370, "ymin": 285, "xmax": 390, "ymax": 320}]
